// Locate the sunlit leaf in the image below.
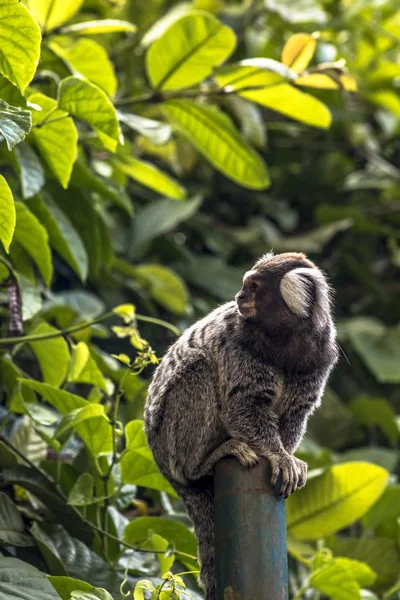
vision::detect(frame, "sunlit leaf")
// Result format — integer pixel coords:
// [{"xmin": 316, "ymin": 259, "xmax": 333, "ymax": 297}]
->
[
  {"xmin": 131, "ymin": 264, "xmax": 189, "ymax": 314},
  {"xmin": 67, "ymin": 342, "xmax": 108, "ymax": 391},
  {"xmin": 162, "ymin": 100, "xmax": 270, "ymax": 188},
  {"xmin": 265, "ymin": 0, "xmax": 327, "ymax": 24},
  {"xmin": 29, "ymin": 93, "xmax": 78, "ymax": 188},
  {"xmin": 58, "ymin": 77, "xmax": 121, "ymax": 152},
  {"xmin": 27, "ymin": 0, "xmax": 84, "ymax": 31},
  {"xmin": 310, "ymin": 558, "xmax": 376, "ymax": 600},
  {"xmin": 116, "ymin": 111, "xmax": 172, "ymax": 146},
  {"xmin": 281, "ymin": 33, "xmax": 317, "ymax": 73},
  {"xmin": 0, "ymin": 0, "xmax": 41, "ymax": 93},
  {"xmin": 0, "ymin": 174, "xmax": 15, "ymax": 253},
  {"xmin": 287, "ymin": 462, "xmax": 389, "ymax": 540},
  {"xmin": 49, "ymin": 38, "xmax": 117, "ymax": 97},
  {"xmin": 61, "ymin": 19, "xmax": 137, "ymax": 35},
  {"xmin": 67, "ymin": 473, "xmax": 94, "ymax": 506},
  {"xmin": 296, "ymin": 72, "xmax": 358, "ymax": 91},
  {"xmin": 113, "ymin": 156, "xmax": 186, "ymax": 200},
  {"xmin": 29, "ymin": 321, "xmax": 70, "ymax": 387},
  {"xmin": 12, "ymin": 201, "xmax": 52, "ymax": 286},
  {"xmin": 146, "ymin": 12, "xmax": 236, "ymax": 90}
]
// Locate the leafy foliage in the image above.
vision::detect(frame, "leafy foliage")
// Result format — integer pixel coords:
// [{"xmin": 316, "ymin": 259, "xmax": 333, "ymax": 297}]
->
[{"xmin": 0, "ymin": 0, "xmax": 399, "ymax": 599}]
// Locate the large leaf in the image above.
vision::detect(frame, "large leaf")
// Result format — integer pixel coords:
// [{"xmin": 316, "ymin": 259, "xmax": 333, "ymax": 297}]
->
[
  {"xmin": 67, "ymin": 342, "xmax": 107, "ymax": 391},
  {"xmin": 0, "ymin": 558, "xmax": 60, "ymax": 600},
  {"xmin": 58, "ymin": 77, "xmax": 121, "ymax": 152},
  {"xmin": 14, "ymin": 143, "xmax": 45, "ymax": 199},
  {"xmin": 0, "ymin": 0, "xmax": 41, "ymax": 93},
  {"xmin": 61, "ymin": 19, "xmax": 137, "ymax": 36},
  {"xmin": 0, "ymin": 492, "xmax": 32, "ymax": 547},
  {"xmin": 31, "ymin": 522, "xmax": 67, "ymax": 576},
  {"xmin": 11, "ymin": 415, "xmax": 47, "ymax": 466},
  {"xmin": 19, "ymin": 379, "xmax": 87, "ymax": 413},
  {"xmin": 29, "ymin": 93, "xmax": 78, "ymax": 188},
  {"xmin": 146, "ymin": 12, "xmax": 235, "ymax": 91},
  {"xmin": 27, "ymin": 0, "xmax": 84, "ymax": 31},
  {"xmin": 0, "ymin": 174, "xmax": 15, "ymax": 252},
  {"xmin": 120, "ymin": 420, "xmax": 177, "ymax": 496},
  {"xmin": 286, "ymin": 462, "xmax": 389, "ymax": 540},
  {"xmin": 28, "ymin": 195, "xmax": 88, "ymax": 282},
  {"xmin": 363, "ymin": 485, "xmax": 400, "ymax": 541},
  {"xmin": 12, "ymin": 201, "xmax": 52, "ymax": 286},
  {"xmin": 113, "ymin": 156, "xmax": 186, "ymax": 200},
  {"xmin": 175, "ymin": 255, "xmax": 242, "ymax": 300},
  {"xmin": 215, "ymin": 63, "xmax": 331, "ymax": 129},
  {"xmin": 0, "ymin": 99, "xmax": 31, "ymax": 150},
  {"xmin": 28, "ymin": 321, "xmax": 70, "ymax": 386},
  {"xmin": 310, "ymin": 558, "xmax": 376, "ymax": 600},
  {"xmin": 129, "ymin": 195, "xmax": 202, "ymax": 256},
  {"xmin": 349, "ymin": 396, "xmax": 399, "ymax": 446},
  {"xmin": 162, "ymin": 100, "xmax": 270, "ymax": 189},
  {"xmin": 49, "ymin": 38, "xmax": 117, "ymax": 97},
  {"xmin": 129, "ymin": 264, "xmax": 189, "ymax": 314},
  {"xmin": 124, "ymin": 517, "xmax": 198, "ymax": 571},
  {"xmin": 347, "ymin": 323, "xmax": 400, "ymax": 383}
]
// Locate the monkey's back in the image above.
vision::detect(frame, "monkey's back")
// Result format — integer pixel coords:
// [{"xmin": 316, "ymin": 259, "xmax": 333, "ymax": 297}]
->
[{"xmin": 144, "ymin": 302, "xmax": 239, "ymax": 485}]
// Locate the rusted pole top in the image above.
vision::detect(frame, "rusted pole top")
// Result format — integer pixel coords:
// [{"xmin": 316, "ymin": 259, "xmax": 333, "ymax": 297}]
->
[{"xmin": 214, "ymin": 457, "xmax": 288, "ymax": 600}]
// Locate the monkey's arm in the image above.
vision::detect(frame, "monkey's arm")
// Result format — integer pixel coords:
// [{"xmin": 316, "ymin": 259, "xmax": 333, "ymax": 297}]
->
[{"xmin": 221, "ymin": 376, "xmax": 306, "ymax": 497}]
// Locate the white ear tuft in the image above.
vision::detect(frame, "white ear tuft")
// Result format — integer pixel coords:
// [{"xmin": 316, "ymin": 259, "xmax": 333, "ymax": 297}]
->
[{"xmin": 280, "ymin": 267, "xmax": 331, "ymax": 327}]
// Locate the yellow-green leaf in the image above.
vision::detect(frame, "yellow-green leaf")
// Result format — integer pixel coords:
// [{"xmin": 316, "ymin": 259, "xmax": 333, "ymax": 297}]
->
[
  {"xmin": 0, "ymin": 0, "xmax": 41, "ymax": 93},
  {"xmin": 162, "ymin": 100, "xmax": 270, "ymax": 189},
  {"xmin": 56, "ymin": 405, "xmax": 106, "ymax": 439},
  {"xmin": 67, "ymin": 473, "xmax": 94, "ymax": 506},
  {"xmin": 113, "ymin": 304, "xmax": 136, "ymax": 323},
  {"xmin": 287, "ymin": 462, "xmax": 389, "ymax": 540},
  {"xmin": 13, "ymin": 202, "xmax": 52, "ymax": 286},
  {"xmin": 27, "ymin": 0, "xmax": 84, "ymax": 31},
  {"xmin": 49, "ymin": 38, "xmax": 117, "ymax": 97},
  {"xmin": 296, "ymin": 72, "xmax": 358, "ymax": 91},
  {"xmin": 281, "ymin": 33, "xmax": 317, "ymax": 73},
  {"xmin": 58, "ymin": 76, "xmax": 121, "ymax": 152},
  {"xmin": 68, "ymin": 342, "xmax": 108, "ymax": 391},
  {"xmin": 29, "ymin": 322, "xmax": 70, "ymax": 387},
  {"xmin": 29, "ymin": 93, "xmax": 78, "ymax": 188},
  {"xmin": 0, "ymin": 175, "xmax": 15, "ymax": 253},
  {"xmin": 146, "ymin": 12, "xmax": 236, "ymax": 91},
  {"xmin": 310, "ymin": 558, "xmax": 376, "ymax": 600},
  {"xmin": 131, "ymin": 264, "xmax": 189, "ymax": 314},
  {"xmin": 61, "ymin": 19, "xmax": 137, "ymax": 36},
  {"xmin": 215, "ymin": 63, "xmax": 331, "ymax": 129},
  {"xmin": 113, "ymin": 156, "xmax": 186, "ymax": 200}
]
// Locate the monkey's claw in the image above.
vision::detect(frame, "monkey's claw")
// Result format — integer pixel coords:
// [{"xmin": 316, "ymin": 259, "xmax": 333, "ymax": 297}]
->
[
  {"xmin": 232, "ymin": 441, "xmax": 259, "ymax": 468},
  {"xmin": 268, "ymin": 452, "xmax": 303, "ymax": 498}
]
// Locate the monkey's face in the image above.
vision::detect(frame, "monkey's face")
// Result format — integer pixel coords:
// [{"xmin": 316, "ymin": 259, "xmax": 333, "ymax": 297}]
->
[{"xmin": 236, "ymin": 252, "xmax": 331, "ymax": 331}]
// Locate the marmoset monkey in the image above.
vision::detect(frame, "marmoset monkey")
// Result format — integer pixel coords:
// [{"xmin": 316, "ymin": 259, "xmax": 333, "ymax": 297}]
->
[{"xmin": 145, "ymin": 252, "xmax": 338, "ymax": 600}]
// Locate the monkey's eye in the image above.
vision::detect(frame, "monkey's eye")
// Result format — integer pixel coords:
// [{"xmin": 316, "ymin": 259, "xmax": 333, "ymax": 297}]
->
[{"xmin": 249, "ymin": 282, "xmax": 259, "ymax": 291}]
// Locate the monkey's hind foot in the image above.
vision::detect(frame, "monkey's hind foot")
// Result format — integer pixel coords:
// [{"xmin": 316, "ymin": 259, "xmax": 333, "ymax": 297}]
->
[{"xmin": 231, "ymin": 441, "xmax": 259, "ymax": 469}]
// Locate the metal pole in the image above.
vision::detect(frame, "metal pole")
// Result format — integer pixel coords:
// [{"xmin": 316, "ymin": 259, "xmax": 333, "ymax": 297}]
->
[{"xmin": 214, "ymin": 457, "xmax": 288, "ymax": 600}]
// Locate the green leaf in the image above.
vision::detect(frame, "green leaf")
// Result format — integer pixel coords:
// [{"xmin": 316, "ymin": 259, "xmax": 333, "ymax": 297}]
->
[
  {"xmin": 0, "ymin": 174, "xmax": 15, "ymax": 252},
  {"xmin": 67, "ymin": 473, "xmax": 94, "ymax": 506},
  {"xmin": 124, "ymin": 517, "xmax": 198, "ymax": 570},
  {"xmin": 363, "ymin": 485, "xmax": 400, "ymax": 541},
  {"xmin": 28, "ymin": 195, "xmax": 88, "ymax": 282},
  {"xmin": 50, "ymin": 577, "xmax": 113, "ymax": 600},
  {"xmin": 0, "ymin": 558, "xmax": 60, "ymax": 600},
  {"xmin": 129, "ymin": 195, "xmax": 202, "ymax": 256},
  {"xmin": 58, "ymin": 76, "xmax": 121, "ymax": 152},
  {"xmin": 28, "ymin": 321, "xmax": 70, "ymax": 386},
  {"xmin": 287, "ymin": 462, "xmax": 389, "ymax": 540},
  {"xmin": 0, "ymin": 492, "xmax": 32, "ymax": 547},
  {"xmin": 113, "ymin": 156, "xmax": 186, "ymax": 200},
  {"xmin": 61, "ymin": 19, "xmax": 137, "ymax": 35},
  {"xmin": 337, "ymin": 447, "xmax": 399, "ymax": 473},
  {"xmin": 55, "ymin": 405, "xmax": 107, "ymax": 439},
  {"xmin": 116, "ymin": 111, "xmax": 172, "ymax": 145},
  {"xmin": 29, "ymin": 92, "xmax": 78, "ymax": 188},
  {"xmin": 31, "ymin": 522, "xmax": 67, "ymax": 576},
  {"xmin": 347, "ymin": 323, "xmax": 400, "ymax": 383},
  {"xmin": 133, "ymin": 580, "xmax": 155, "ymax": 600},
  {"xmin": 67, "ymin": 342, "xmax": 108, "ymax": 391},
  {"xmin": 146, "ymin": 12, "xmax": 236, "ymax": 91},
  {"xmin": 11, "ymin": 415, "xmax": 47, "ymax": 466},
  {"xmin": 310, "ymin": 558, "xmax": 376, "ymax": 600},
  {"xmin": 349, "ymin": 396, "xmax": 399, "ymax": 446},
  {"xmin": 215, "ymin": 62, "xmax": 331, "ymax": 129},
  {"xmin": 0, "ymin": 0, "xmax": 41, "ymax": 93},
  {"xmin": 131, "ymin": 264, "xmax": 189, "ymax": 314},
  {"xmin": 162, "ymin": 100, "xmax": 270, "ymax": 189},
  {"xmin": 148, "ymin": 533, "xmax": 175, "ymax": 575},
  {"xmin": 14, "ymin": 143, "xmax": 45, "ymax": 199},
  {"xmin": 120, "ymin": 420, "xmax": 177, "ymax": 496},
  {"xmin": 49, "ymin": 38, "xmax": 117, "ymax": 97},
  {"xmin": 19, "ymin": 379, "xmax": 87, "ymax": 412},
  {"xmin": 175, "ymin": 254, "xmax": 243, "ymax": 301},
  {"xmin": 12, "ymin": 201, "xmax": 52, "ymax": 286},
  {"xmin": 27, "ymin": 0, "xmax": 84, "ymax": 31},
  {"xmin": 0, "ymin": 99, "xmax": 31, "ymax": 150}
]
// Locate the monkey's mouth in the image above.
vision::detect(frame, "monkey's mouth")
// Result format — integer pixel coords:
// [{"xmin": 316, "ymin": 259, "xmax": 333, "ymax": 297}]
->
[{"xmin": 237, "ymin": 302, "xmax": 256, "ymax": 317}]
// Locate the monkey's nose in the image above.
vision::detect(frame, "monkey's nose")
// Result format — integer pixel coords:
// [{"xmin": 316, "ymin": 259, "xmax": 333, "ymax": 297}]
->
[{"xmin": 237, "ymin": 292, "xmax": 245, "ymax": 302}]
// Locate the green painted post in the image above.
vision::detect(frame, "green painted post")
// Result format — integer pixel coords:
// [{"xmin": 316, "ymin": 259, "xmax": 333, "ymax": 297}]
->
[{"xmin": 214, "ymin": 457, "xmax": 288, "ymax": 600}]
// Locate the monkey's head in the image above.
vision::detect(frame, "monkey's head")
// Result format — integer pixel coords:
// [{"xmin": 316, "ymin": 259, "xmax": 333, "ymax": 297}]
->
[{"xmin": 235, "ymin": 252, "xmax": 333, "ymax": 332}]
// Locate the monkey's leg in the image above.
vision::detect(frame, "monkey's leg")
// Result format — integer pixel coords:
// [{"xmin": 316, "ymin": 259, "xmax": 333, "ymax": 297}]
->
[
  {"xmin": 179, "ymin": 481, "xmax": 216, "ymax": 600},
  {"xmin": 191, "ymin": 439, "xmax": 258, "ymax": 480}
]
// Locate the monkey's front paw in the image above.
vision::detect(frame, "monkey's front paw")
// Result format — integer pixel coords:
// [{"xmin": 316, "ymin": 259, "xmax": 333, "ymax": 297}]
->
[
  {"xmin": 293, "ymin": 456, "xmax": 307, "ymax": 489},
  {"xmin": 232, "ymin": 441, "xmax": 259, "ymax": 468},
  {"xmin": 267, "ymin": 452, "xmax": 301, "ymax": 498}
]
